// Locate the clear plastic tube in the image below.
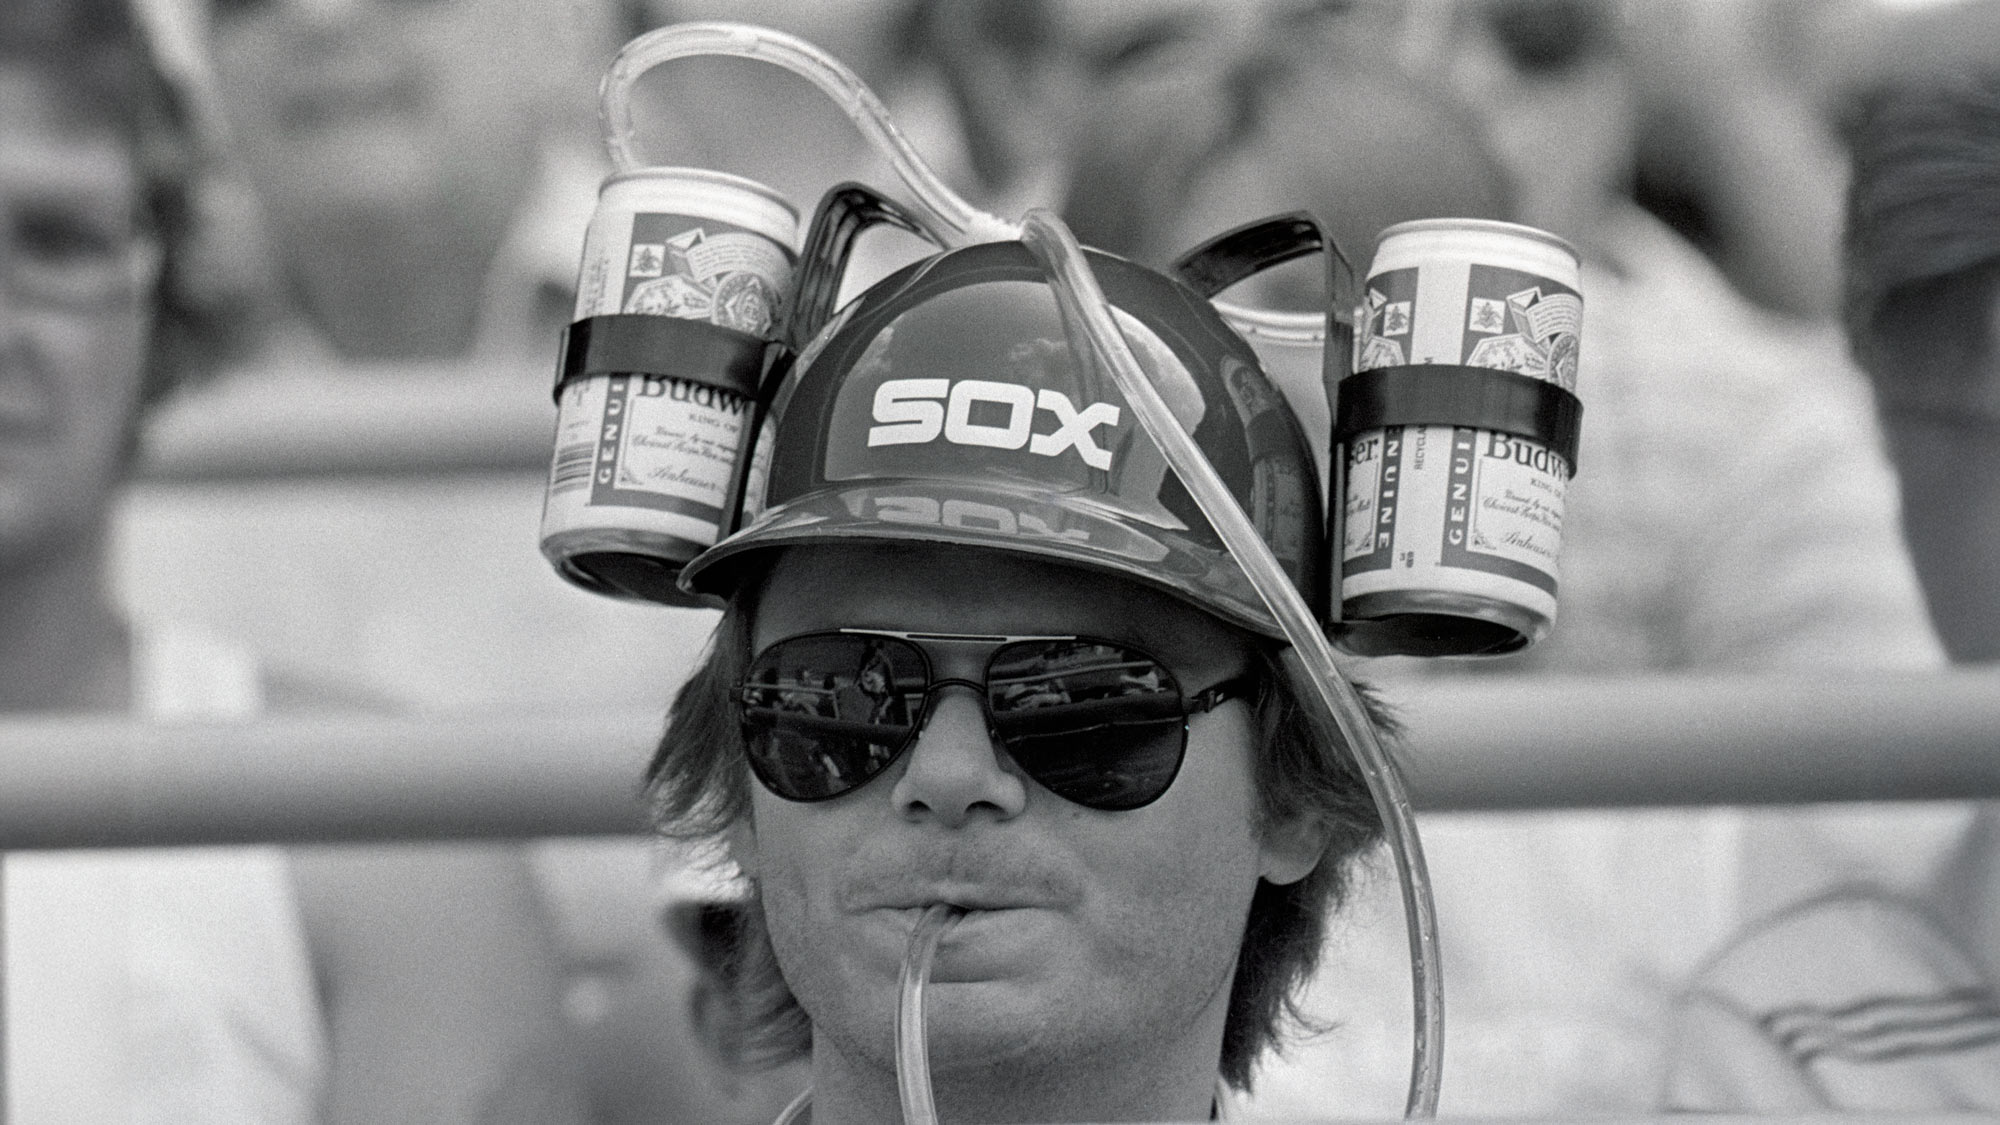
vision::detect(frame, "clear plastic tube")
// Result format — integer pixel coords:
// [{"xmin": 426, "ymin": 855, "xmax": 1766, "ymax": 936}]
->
[
  {"xmin": 598, "ymin": 21, "xmax": 1020, "ymax": 248},
  {"xmin": 1020, "ymin": 210, "xmax": 1444, "ymax": 1118},
  {"xmin": 896, "ymin": 903, "xmax": 963, "ymax": 1125},
  {"xmin": 1212, "ymin": 301, "xmax": 1328, "ymax": 348}
]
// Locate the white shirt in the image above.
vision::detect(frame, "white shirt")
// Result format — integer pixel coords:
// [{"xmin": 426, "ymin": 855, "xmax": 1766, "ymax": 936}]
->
[{"xmin": 4, "ymin": 624, "xmax": 325, "ymax": 1124}]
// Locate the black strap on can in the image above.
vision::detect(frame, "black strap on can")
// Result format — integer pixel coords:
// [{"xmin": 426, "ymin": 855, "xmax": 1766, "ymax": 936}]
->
[
  {"xmin": 551, "ymin": 313, "xmax": 789, "ymax": 544},
  {"xmin": 552, "ymin": 313, "xmax": 779, "ymax": 403},
  {"xmin": 1333, "ymin": 364, "xmax": 1583, "ymax": 476}
]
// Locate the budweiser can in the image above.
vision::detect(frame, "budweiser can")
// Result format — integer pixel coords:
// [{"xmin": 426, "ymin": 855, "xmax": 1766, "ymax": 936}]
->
[
  {"xmin": 540, "ymin": 168, "xmax": 798, "ymax": 604},
  {"xmin": 1337, "ymin": 218, "xmax": 1582, "ymax": 656}
]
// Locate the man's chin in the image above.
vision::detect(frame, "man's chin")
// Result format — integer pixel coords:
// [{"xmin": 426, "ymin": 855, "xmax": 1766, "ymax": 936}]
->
[{"xmin": 916, "ymin": 982, "xmax": 1091, "ymax": 1075}]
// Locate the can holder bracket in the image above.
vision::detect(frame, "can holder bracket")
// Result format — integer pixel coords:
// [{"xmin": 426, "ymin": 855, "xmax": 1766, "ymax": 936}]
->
[
  {"xmin": 1334, "ymin": 364, "xmax": 1582, "ymax": 476},
  {"xmin": 552, "ymin": 313, "xmax": 781, "ymax": 403},
  {"xmin": 1169, "ymin": 210, "xmax": 1356, "ymax": 387},
  {"xmin": 786, "ymin": 182, "xmax": 933, "ymax": 351}
]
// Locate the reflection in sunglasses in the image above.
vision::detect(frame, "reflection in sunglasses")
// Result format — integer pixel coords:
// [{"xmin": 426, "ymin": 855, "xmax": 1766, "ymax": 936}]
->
[{"xmin": 738, "ymin": 630, "xmax": 1252, "ymax": 810}]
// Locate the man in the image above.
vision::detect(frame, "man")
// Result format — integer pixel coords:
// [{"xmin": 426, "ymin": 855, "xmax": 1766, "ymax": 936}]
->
[
  {"xmin": 183, "ymin": 0, "xmax": 603, "ymax": 364},
  {"xmin": 0, "ymin": 2, "xmax": 324, "ymax": 1119},
  {"xmin": 1842, "ymin": 68, "xmax": 2000, "ymax": 667},
  {"xmin": 1, "ymin": 0, "xmax": 208, "ymax": 715},
  {"xmin": 2, "ymin": 4, "xmax": 584, "ymax": 1122},
  {"xmin": 638, "ymin": 240, "xmax": 1388, "ymax": 1122},
  {"xmin": 1062, "ymin": 5, "xmax": 1949, "ymax": 1114},
  {"xmin": 1657, "ymin": 68, "xmax": 2000, "ymax": 1111}
]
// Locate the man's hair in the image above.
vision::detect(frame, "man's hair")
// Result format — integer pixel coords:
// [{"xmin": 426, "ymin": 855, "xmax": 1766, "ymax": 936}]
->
[
  {"xmin": 1844, "ymin": 69, "xmax": 2000, "ymax": 399},
  {"xmin": 1, "ymin": 0, "xmax": 231, "ymax": 413},
  {"xmin": 644, "ymin": 569, "xmax": 1391, "ymax": 1091}
]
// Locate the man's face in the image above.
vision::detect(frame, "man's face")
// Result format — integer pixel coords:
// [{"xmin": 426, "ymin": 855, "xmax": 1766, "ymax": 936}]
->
[
  {"xmin": 0, "ymin": 63, "xmax": 153, "ymax": 568},
  {"xmin": 735, "ymin": 543, "xmax": 1317, "ymax": 1083},
  {"xmin": 203, "ymin": 0, "xmax": 549, "ymax": 227}
]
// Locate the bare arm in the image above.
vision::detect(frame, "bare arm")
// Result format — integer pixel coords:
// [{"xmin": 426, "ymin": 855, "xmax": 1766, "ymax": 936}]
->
[
  {"xmin": 1625, "ymin": 0, "xmax": 1848, "ymax": 321},
  {"xmin": 290, "ymin": 842, "xmax": 590, "ymax": 1125}
]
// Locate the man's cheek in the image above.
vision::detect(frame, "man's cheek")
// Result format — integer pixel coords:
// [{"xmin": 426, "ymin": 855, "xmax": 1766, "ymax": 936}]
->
[
  {"xmin": 746, "ymin": 807, "xmax": 862, "ymax": 953},
  {"xmin": 1090, "ymin": 823, "xmax": 1258, "ymax": 963}
]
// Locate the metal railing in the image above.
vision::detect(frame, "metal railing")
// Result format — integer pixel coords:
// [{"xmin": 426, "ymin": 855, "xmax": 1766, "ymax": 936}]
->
[
  {"xmin": 2, "ymin": 671, "xmax": 1995, "ymax": 1123},
  {"xmin": 137, "ymin": 365, "xmax": 554, "ymax": 481},
  {"xmin": 2, "ymin": 670, "xmax": 1995, "ymax": 851}
]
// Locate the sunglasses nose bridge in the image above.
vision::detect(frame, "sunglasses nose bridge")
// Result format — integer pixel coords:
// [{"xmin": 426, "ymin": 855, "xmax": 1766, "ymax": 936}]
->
[
  {"xmin": 894, "ymin": 681, "xmax": 1028, "ymax": 826},
  {"xmin": 918, "ymin": 677, "xmax": 1001, "ymax": 740},
  {"xmin": 925, "ymin": 676, "xmax": 987, "ymax": 699}
]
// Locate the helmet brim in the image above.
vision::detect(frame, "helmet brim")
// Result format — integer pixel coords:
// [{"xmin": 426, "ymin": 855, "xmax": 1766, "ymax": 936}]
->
[{"xmin": 679, "ymin": 480, "xmax": 1282, "ymax": 640}]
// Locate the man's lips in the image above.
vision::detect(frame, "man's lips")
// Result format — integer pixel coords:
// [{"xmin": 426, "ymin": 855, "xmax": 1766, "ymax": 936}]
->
[
  {"xmin": 838, "ymin": 842, "xmax": 1084, "ymax": 922},
  {"xmin": 855, "ymin": 885, "xmax": 1060, "ymax": 913}
]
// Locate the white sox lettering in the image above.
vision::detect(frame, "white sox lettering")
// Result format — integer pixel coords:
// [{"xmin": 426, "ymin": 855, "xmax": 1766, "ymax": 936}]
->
[
  {"xmin": 868, "ymin": 378, "xmax": 1121, "ymax": 470},
  {"xmin": 865, "ymin": 494, "xmax": 1092, "ymax": 540}
]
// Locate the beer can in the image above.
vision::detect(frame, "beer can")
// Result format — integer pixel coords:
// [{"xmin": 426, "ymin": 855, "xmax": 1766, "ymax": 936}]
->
[
  {"xmin": 1337, "ymin": 218, "xmax": 1582, "ymax": 656},
  {"xmin": 540, "ymin": 167, "xmax": 799, "ymax": 605}
]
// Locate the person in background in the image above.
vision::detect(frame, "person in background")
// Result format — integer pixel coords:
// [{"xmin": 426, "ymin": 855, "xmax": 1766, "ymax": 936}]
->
[
  {"xmin": 179, "ymin": 0, "xmax": 608, "ymax": 368},
  {"xmin": 624, "ymin": 0, "xmax": 1076, "ymax": 301},
  {"xmin": 1063, "ymin": 0, "xmax": 1853, "ymax": 321},
  {"xmin": 1, "ymin": 0, "xmax": 209, "ymax": 716},
  {"xmin": 1383, "ymin": 0, "xmax": 1975, "ymax": 1114},
  {"xmin": 1, "ymin": 0, "xmax": 312, "ymax": 1119},
  {"xmin": 164, "ymin": 4, "xmax": 823, "ymax": 1120},
  {"xmin": 1658, "ymin": 68, "xmax": 2000, "ymax": 1111},
  {"xmin": 479, "ymin": 837, "xmax": 811, "ymax": 1125},
  {"xmin": 1843, "ymin": 68, "xmax": 2000, "ymax": 667},
  {"xmin": 1332, "ymin": 0, "xmax": 1942, "ymax": 675},
  {"xmin": 1, "ymin": 3, "xmax": 584, "ymax": 1123},
  {"xmin": 1061, "ymin": 0, "xmax": 1951, "ymax": 1114},
  {"xmin": 1592, "ymin": 0, "xmax": 1851, "ymax": 320}
]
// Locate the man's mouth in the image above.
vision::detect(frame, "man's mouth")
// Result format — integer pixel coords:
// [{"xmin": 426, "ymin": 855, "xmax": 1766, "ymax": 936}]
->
[
  {"xmin": 891, "ymin": 902, "xmax": 1016, "ymax": 927},
  {"xmin": 843, "ymin": 858, "xmax": 1079, "ymax": 936},
  {"xmin": 868, "ymin": 886, "xmax": 1052, "ymax": 915}
]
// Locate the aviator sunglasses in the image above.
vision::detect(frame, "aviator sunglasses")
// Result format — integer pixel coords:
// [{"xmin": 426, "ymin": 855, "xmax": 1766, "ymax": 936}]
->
[{"xmin": 736, "ymin": 630, "xmax": 1257, "ymax": 811}]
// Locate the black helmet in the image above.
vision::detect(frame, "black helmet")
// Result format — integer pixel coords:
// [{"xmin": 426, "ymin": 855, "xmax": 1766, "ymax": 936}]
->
[{"xmin": 680, "ymin": 240, "xmax": 1325, "ymax": 639}]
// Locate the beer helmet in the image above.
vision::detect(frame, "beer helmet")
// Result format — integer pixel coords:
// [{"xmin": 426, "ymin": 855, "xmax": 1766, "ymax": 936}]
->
[{"xmin": 678, "ymin": 239, "xmax": 1327, "ymax": 640}]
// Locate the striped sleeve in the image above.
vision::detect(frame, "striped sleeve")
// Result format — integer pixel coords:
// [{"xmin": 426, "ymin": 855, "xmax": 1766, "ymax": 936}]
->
[{"xmin": 1663, "ymin": 892, "xmax": 2000, "ymax": 1111}]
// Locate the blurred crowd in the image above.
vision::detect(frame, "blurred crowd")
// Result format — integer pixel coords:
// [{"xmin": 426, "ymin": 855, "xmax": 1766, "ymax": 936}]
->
[{"xmin": 1, "ymin": 0, "xmax": 1997, "ymax": 1121}]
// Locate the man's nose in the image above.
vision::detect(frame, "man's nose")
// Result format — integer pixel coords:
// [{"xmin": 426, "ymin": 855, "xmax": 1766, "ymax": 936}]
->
[{"xmin": 890, "ymin": 686, "xmax": 1027, "ymax": 829}]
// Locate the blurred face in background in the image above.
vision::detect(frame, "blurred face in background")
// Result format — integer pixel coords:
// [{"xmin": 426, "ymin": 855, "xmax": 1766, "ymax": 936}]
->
[
  {"xmin": 0, "ymin": 60, "xmax": 155, "ymax": 569},
  {"xmin": 203, "ymin": 0, "xmax": 550, "ymax": 235},
  {"xmin": 1431, "ymin": 0, "xmax": 1632, "ymax": 243},
  {"xmin": 1305, "ymin": 0, "xmax": 1633, "ymax": 247},
  {"xmin": 1158, "ymin": 55, "xmax": 1512, "ymax": 310}
]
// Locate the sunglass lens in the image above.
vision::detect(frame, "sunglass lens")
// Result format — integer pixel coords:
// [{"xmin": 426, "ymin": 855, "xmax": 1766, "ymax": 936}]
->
[
  {"xmin": 740, "ymin": 634, "xmax": 927, "ymax": 800},
  {"xmin": 988, "ymin": 642, "xmax": 1188, "ymax": 810}
]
